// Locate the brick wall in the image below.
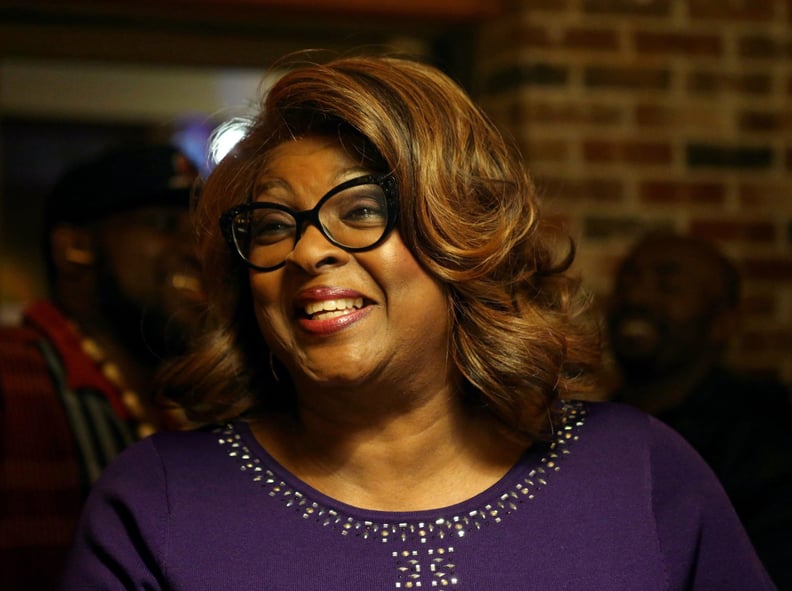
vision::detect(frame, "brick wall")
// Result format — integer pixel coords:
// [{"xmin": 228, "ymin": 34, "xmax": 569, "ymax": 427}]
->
[{"xmin": 474, "ymin": 0, "xmax": 792, "ymax": 391}]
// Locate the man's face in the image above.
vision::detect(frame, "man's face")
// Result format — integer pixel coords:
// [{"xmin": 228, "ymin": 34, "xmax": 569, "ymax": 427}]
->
[
  {"xmin": 93, "ymin": 205, "xmax": 205, "ymax": 366},
  {"xmin": 606, "ymin": 240, "xmax": 728, "ymax": 381}
]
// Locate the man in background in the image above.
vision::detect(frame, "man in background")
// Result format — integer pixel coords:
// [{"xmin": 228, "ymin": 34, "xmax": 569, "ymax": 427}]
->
[
  {"xmin": 0, "ymin": 143, "xmax": 205, "ymax": 588},
  {"xmin": 606, "ymin": 231, "xmax": 792, "ymax": 589}
]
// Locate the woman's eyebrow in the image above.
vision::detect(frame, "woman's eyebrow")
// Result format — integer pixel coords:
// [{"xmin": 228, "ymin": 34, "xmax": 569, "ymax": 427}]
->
[{"xmin": 252, "ymin": 178, "xmax": 289, "ymax": 199}]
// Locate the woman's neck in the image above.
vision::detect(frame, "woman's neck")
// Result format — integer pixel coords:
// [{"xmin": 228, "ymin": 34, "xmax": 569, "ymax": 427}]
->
[{"xmin": 249, "ymin": 385, "xmax": 526, "ymax": 511}]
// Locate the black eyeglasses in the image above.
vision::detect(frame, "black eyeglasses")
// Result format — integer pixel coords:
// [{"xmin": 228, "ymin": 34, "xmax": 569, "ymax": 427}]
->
[{"xmin": 220, "ymin": 174, "xmax": 399, "ymax": 271}]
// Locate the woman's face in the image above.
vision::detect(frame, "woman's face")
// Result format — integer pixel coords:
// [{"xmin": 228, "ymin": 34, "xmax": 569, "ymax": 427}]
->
[{"xmin": 248, "ymin": 135, "xmax": 450, "ymax": 392}]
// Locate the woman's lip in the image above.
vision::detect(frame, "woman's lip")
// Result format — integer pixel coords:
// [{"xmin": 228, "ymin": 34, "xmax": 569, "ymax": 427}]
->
[
  {"xmin": 294, "ymin": 286, "xmax": 366, "ymax": 305},
  {"xmin": 293, "ymin": 286, "xmax": 373, "ymax": 334},
  {"xmin": 296, "ymin": 305, "xmax": 373, "ymax": 335}
]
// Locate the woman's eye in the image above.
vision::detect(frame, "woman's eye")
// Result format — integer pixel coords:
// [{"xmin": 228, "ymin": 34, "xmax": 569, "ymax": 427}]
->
[
  {"xmin": 343, "ymin": 200, "xmax": 386, "ymax": 222},
  {"xmin": 250, "ymin": 213, "xmax": 295, "ymax": 243},
  {"xmin": 331, "ymin": 187, "xmax": 388, "ymax": 226}
]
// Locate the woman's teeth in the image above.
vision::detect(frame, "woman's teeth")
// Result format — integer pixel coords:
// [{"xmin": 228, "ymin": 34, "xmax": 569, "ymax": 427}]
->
[{"xmin": 304, "ymin": 297, "xmax": 364, "ymax": 319}]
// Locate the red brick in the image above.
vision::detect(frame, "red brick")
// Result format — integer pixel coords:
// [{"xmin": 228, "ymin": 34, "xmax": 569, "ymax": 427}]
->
[
  {"xmin": 629, "ymin": 142, "xmax": 673, "ymax": 164},
  {"xmin": 687, "ymin": 143, "xmax": 773, "ymax": 169},
  {"xmin": 739, "ymin": 182, "xmax": 792, "ymax": 207},
  {"xmin": 741, "ymin": 257, "xmax": 792, "ymax": 281},
  {"xmin": 640, "ymin": 180, "xmax": 725, "ymax": 205},
  {"xmin": 689, "ymin": 220, "xmax": 776, "ymax": 243},
  {"xmin": 738, "ymin": 35, "xmax": 788, "ymax": 59},
  {"xmin": 633, "ymin": 31, "xmax": 722, "ymax": 56},
  {"xmin": 583, "ymin": 140, "xmax": 672, "ymax": 164},
  {"xmin": 584, "ymin": 66, "xmax": 670, "ymax": 90},
  {"xmin": 526, "ymin": 101, "xmax": 624, "ymax": 126},
  {"xmin": 688, "ymin": 0, "xmax": 775, "ymax": 21},
  {"xmin": 738, "ymin": 110, "xmax": 786, "ymax": 133},
  {"xmin": 502, "ymin": 100, "xmax": 525, "ymax": 129},
  {"xmin": 582, "ymin": 215, "xmax": 675, "ymax": 240},
  {"xmin": 741, "ymin": 294, "xmax": 778, "ymax": 318},
  {"xmin": 564, "ymin": 28, "xmax": 620, "ymax": 51},
  {"xmin": 634, "ymin": 104, "xmax": 671, "ymax": 127},
  {"xmin": 536, "ymin": 175, "xmax": 624, "ymax": 202},
  {"xmin": 634, "ymin": 104, "xmax": 725, "ymax": 129},
  {"xmin": 583, "ymin": 141, "xmax": 617, "ymax": 162},
  {"xmin": 519, "ymin": 139, "xmax": 569, "ymax": 163},
  {"xmin": 514, "ymin": 24, "xmax": 552, "ymax": 48},
  {"xmin": 510, "ymin": 0, "xmax": 572, "ymax": 12},
  {"xmin": 583, "ymin": 0, "xmax": 670, "ymax": 17},
  {"xmin": 487, "ymin": 63, "xmax": 569, "ymax": 93},
  {"xmin": 688, "ymin": 70, "xmax": 773, "ymax": 95}
]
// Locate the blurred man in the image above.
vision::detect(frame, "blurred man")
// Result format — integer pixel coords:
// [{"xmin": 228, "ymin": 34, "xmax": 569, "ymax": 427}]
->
[
  {"xmin": 607, "ymin": 231, "xmax": 792, "ymax": 589},
  {"xmin": 0, "ymin": 143, "xmax": 205, "ymax": 588}
]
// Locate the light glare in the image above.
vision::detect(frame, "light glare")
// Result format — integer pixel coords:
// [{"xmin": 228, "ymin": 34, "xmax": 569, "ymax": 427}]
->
[{"xmin": 209, "ymin": 118, "xmax": 249, "ymax": 166}]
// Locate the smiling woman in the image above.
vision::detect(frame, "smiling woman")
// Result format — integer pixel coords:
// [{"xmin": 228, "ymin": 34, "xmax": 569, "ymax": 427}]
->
[{"xmin": 58, "ymin": 55, "xmax": 777, "ymax": 590}]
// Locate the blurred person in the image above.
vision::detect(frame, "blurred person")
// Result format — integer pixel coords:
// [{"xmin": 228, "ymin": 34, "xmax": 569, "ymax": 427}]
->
[
  {"xmin": 607, "ymin": 231, "xmax": 792, "ymax": 589},
  {"xmin": 60, "ymin": 56, "xmax": 773, "ymax": 590},
  {"xmin": 0, "ymin": 143, "xmax": 206, "ymax": 589}
]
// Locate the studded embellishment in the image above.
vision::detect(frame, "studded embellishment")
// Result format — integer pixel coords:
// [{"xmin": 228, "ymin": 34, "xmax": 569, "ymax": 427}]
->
[
  {"xmin": 394, "ymin": 546, "xmax": 457, "ymax": 588},
  {"xmin": 216, "ymin": 401, "xmax": 585, "ymax": 542},
  {"xmin": 215, "ymin": 401, "xmax": 587, "ymax": 588}
]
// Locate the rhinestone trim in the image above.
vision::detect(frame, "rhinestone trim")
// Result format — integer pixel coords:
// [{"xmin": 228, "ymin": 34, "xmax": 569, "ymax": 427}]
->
[{"xmin": 216, "ymin": 401, "xmax": 586, "ymax": 544}]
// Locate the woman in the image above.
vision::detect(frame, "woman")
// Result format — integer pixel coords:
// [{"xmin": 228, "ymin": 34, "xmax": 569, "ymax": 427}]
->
[{"xmin": 60, "ymin": 55, "xmax": 775, "ymax": 590}]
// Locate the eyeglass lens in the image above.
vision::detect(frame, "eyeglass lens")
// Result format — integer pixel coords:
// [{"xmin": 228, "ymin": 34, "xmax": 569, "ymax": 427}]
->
[{"xmin": 231, "ymin": 182, "xmax": 389, "ymax": 269}]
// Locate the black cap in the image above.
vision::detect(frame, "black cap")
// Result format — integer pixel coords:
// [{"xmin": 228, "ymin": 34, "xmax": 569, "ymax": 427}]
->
[{"xmin": 45, "ymin": 143, "xmax": 199, "ymax": 228}]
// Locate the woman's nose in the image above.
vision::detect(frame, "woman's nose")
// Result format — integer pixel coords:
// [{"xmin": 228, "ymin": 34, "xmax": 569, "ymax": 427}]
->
[{"xmin": 284, "ymin": 223, "xmax": 350, "ymax": 273}]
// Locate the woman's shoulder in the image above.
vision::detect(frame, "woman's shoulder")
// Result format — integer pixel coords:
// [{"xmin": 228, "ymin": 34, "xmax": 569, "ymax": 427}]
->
[
  {"xmin": 563, "ymin": 398, "xmax": 669, "ymax": 444},
  {"xmin": 93, "ymin": 422, "xmax": 244, "ymax": 488},
  {"xmin": 572, "ymin": 397, "xmax": 651, "ymax": 424},
  {"xmin": 130, "ymin": 421, "xmax": 228, "ymax": 454},
  {"xmin": 561, "ymin": 399, "xmax": 715, "ymax": 479},
  {"xmin": 565, "ymin": 399, "xmax": 746, "ymax": 521},
  {"xmin": 561, "ymin": 401, "xmax": 775, "ymax": 589},
  {"xmin": 571, "ymin": 398, "xmax": 694, "ymax": 443}
]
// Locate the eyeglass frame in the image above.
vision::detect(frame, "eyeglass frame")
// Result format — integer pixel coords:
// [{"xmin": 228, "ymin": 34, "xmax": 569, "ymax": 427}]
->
[{"xmin": 220, "ymin": 173, "xmax": 399, "ymax": 272}]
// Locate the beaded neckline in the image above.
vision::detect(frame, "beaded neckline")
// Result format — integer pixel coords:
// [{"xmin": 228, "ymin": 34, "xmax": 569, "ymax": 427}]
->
[{"xmin": 216, "ymin": 400, "xmax": 587, "ymax": 545}]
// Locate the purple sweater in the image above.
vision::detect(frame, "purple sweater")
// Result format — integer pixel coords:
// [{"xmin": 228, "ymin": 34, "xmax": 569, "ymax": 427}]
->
[{"xmin": 59, "ymin": 401, "xmax": 775, "ymax": 590}]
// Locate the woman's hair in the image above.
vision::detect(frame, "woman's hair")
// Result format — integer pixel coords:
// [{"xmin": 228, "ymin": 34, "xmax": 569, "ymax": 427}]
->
[{"xmin": 159, "ymin": 54, "xmax": 601, "ymax": 442}]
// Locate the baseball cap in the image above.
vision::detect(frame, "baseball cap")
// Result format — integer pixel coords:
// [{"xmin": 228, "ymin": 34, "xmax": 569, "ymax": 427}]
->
[{"xmin": 44, "ymin": 143, "xmax": 200, "ymax": 229}]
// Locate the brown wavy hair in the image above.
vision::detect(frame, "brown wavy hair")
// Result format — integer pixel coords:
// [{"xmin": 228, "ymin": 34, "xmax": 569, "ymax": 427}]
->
[{"xmin": 158, "ymin": 54, "xmax": 601, "ymax": 442}]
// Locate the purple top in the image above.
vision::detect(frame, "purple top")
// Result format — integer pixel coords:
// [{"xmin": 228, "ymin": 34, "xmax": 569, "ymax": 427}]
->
[{"xmin": 59, "ymin": 401, "xmax": 775, "ymax": 590}]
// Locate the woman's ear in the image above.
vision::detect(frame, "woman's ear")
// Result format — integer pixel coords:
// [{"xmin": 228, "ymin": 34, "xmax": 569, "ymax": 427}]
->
[{"xmin": 51, "ymin": 224, "xmax": 95, "ymax": 270}]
